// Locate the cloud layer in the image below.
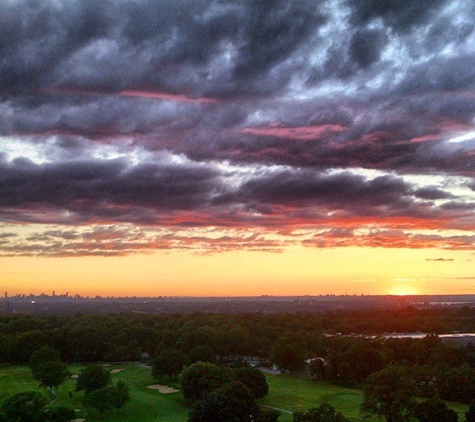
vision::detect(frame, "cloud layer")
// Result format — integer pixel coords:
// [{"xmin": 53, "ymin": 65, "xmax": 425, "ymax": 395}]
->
[{"xmin": 1, "ymin": 0, "xmax": 475, "ymax": 256}]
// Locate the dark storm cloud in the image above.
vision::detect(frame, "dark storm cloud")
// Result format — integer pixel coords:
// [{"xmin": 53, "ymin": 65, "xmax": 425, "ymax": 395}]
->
[
  {"xmin": 1, "ymin": 0, "xmax": 475, "ymax": 255},
  {"xmin": 413, "ymin": 187, "xmax": 456, "ymax": 201},
  {"xmin": 0, "ymin": 0, "xmax": 472, "ymax": 102},
  {"xmin": 230, "ymin": 0, "xmax": 324, "ymax": 78},
  {"xmin": 0, "ymin": 0, "xmax": 114, "ymax": 94},
  {"xmin": 0, "ymin": 93, "xmax": 208, "ymax": 139},
  {"xmin": 2, "ymin": 153, "xmax": 468, "ymax": 228},
  {"xmin": 424, "ymin": 16, "xmax": 474, "ymax": 52},
  {"xmin": 349, "ymin": 0, "xmax": 448, "ymax": 33},
  {"xmin": 395, "ymin": 55, "xmax": 475, "ymax": 97},
  {"xmin": 0, "ymin": 0, "xmax": 326, "ymax": 99},
  {"xmin": 228, "ymin": 171, "xmax": 411, "ymax": 210},
  {"xmin": 184, "ymin": 121, "xmax": 474, "ymax": 177},
  {"xmin": 0, "ymin": 157, "xmax": 219, "ymax": 212},
  {"xmin": 349, "ymin": 29, "xmax": 388, "ymax": 69}
]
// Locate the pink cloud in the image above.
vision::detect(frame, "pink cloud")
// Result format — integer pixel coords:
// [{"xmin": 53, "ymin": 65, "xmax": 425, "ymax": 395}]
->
[
  {"xmin": 44, "ymin": 87, "xmax": 219, "ymax": 103},
  {"xmin": 119, "ymin": 90, "xmax": 219, "ymax": 103},
  {"xmin": 238, "ymin": 122, "xmax": 346, "ymax": 140}
]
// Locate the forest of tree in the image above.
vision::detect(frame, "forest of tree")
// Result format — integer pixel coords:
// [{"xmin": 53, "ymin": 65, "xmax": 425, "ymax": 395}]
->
[{"xmin": 1, "ymin": 307, "xmax": 475, "ymax": 406}]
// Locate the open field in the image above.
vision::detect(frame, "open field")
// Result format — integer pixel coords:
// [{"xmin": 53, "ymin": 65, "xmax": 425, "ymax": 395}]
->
[
  {"xmin": 262, "ymin": 374, "xmax": 374, "ymax": 422},
  {"xmin": 0, "ymin": 365, "xmax": 469, "ymax": 422},
  {"xmin": 263, "ymin": 374, "xmax": 469, "ymax": 422},
  {"xmin": 0, "ymin": 364, "xmax": 190, "ymax": 422}
]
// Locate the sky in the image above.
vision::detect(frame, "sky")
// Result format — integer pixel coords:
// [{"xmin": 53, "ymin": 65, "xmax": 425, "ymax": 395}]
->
[{"xmin": 1, "ymin": 0, "xmax": 475, "ymax": 297}]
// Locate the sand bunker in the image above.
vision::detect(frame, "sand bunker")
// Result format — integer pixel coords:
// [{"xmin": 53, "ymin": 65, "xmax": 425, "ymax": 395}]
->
[
  {"xmin": 71, "ymin": 419, "xmax": 86, "ymax": 422},
  {"xmin": 70, "ymin": 374, "xmax": 79, "ymax": 379},
  {"xmin": 110, "ymin": 368, "xmax": 124, "ymax": 374},
  {"xmin": 147, "ymin": 384, "xmax": 179, "ymax": 394}
]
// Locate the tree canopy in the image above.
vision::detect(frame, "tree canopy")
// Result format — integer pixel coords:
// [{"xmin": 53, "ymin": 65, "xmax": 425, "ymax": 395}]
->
[
  {"xmin": 1, "ymin": 391, "xmax": 48, "ymax": 422},
  {"xmin": 75, "ymin": 365, "xmax": 111, "ymax": 395},
  {"xmin": 151, "ymin": 347, "xmax": 186, "ymax": 379},
  {"xmin": 293, "ymin": 403, "xmax": 350, "ymax": 422},
  {"xmin": 180, "ymin": 362, "xmax": 234, "ymax": 401},
  {"xmin": 28, "ymin": 347, "xmax": 69, "ymax": 393},
  {"xmin": 414, "ymin": 396, "xmax": 458, "ymax": 422},
  {"xmin": 29, "ymin": 348, "xmax": 61, "ymax": 374},
  {"xmin": 466, "ymin": 402, "xmax": 475, "ymax": 422},
  {"xmin": 360, "ymin": 365, "xmax": 416, "ymax": 422},
  {"xmin": 188, "ymin": 381, "xmax": 261, "ymax": 422},
  {"xmin": 83, "ymin": 387, "xmax": 115, "ymax": 419},
  {"xmin": 111, "ymin": 380, "xmax": 131, "ymax": 414},
  {"xmin": 32, "ymin": 361, "xmax": 69, "ymax": 391},
  {"xmin": 236, "ymin": 366, "xmax": 269, "ymax": 399},
  {"xmin": 272, "ymin": 332, "xmax": 307, "ymax": 373}
]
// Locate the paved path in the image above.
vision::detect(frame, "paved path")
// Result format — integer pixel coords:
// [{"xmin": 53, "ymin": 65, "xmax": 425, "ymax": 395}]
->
[
  {"xmin": 260, "ymin": 404, "xmax": 293, "ymax": 415},
  {"xmin": 259, "ymin": 367, "xmax": 282, "ymax": 375}
]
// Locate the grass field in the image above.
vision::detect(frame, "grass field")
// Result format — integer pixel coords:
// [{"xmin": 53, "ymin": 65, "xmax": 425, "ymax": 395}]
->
[
  {"xmin": 262, "ymin": 373, "xmax": 469, "ymax": 422},
  {"xmin": 262, "ymin": 374, "xmax": 373, "ymax": 422},
  {"xmin": 0, "ymin": 364, "xmax": 190, "ymax": 422},
  {"xmin": 0, "ymin": 365, "xmax": 469, "ymax": 422}
]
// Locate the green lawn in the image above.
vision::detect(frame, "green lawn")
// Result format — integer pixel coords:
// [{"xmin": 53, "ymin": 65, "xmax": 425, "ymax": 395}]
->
[
  {"xmin": 261, "ymin": 374, "xmax": 374, "ymax": 422},
  {"xmin": 0, "ymin": 365, "xmax": 469, "ymax": 422},
  {"xmin": 261, "ymin": 373, "xmax": 469, "ymax": 422},
  {"xmin": 0, "ymin": 364, "xmax": 190, "ymax": 422}
]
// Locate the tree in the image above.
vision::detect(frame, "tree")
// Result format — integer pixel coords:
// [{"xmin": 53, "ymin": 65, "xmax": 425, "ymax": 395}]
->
[
  {"xmin": 151, "ymin": 348, "xmax": 186, "ymax": 379},
  {"xmin": 466, "ymin": 402, "xmax": 475, "ymax": 422},
  {"xmin": 34, "ymin": 362, "xmax": 69, "ymax": 391},
  {"xmin": 29, "ymin": 347, "xmax": 61, "ymax": 374},
  {"xmin": 69, "ymin": 329, "xmax": 107, "ymax": 362},
  {"xmin": 293, "ymin": 403, "xmax": 350, "ymax": 422},
  {"xmin": 360, "ymin": 366, "xmax": 416, "ymax": 422},
  {"xmin": 414, "ymin": 396, "xmax": 458, "ymax": 422},
  {"xmin": 308, "ymin": 358, "xmax": 326, "ymax": 381},
  {"xmin": 33, "ymin": 361, "xmax": 69, "ymax": 393},
  {"xmin": 76, "ymin": 365, "xmax": 111, "ymax": 394},
  {"xmin": 11, "ymin": 331, "xmax": 49, "ymax": 364},
  {"xmin": 188, "ymin": 381, "xmax": 261, "ymax": 422},
  {"xmin": 45, "ymin": 407, "xmax": 76, "ymax": 422},
  {"xmin": 176, "ymin": 327, "xmax": 218, "ymax": 354},
  {"xmin": 272, "ymin": 333, "xmax": 307, "ymax": 373},
  {"xmin": 180, "ymin": 362, "xmax": 234, "ymax": 401},
  {"xmin": 340, "ymin": 343, "xmax": 387, "ymax": 382},
  {"xmin": 236, "ymin": 366, "xmax": 269, "ymax": 399},
  {"xmin": 83, "ymin": 387, "xmax": 114, "ymax": 419},
  {"xmin": 82, "ymin": 381, "xmax": 130, "ymax": 419},
  {"xmin": 219, "ymin": 326, "xmax": 251, "ymax": 358},
  {"xmin": 434, "ymin": 364, "xmax": 475, "ymax": 403},
  {"xmin": 259, "ymin": 408, "xmax": 281, "ymax": 422},
  {"xmin": 29, "ymin": 347, "xmax": 69, "ymax": 394},
  {"xmin": 1, "ymin": 391, "xmax": 48, "ymax": 422},
  {"xmin": 188, "ymin": 345, "xmax": 217, "ymax": 364},
  {"xmin": 111, "ymin": 380, "xmax": 130, "ymax": 414}
]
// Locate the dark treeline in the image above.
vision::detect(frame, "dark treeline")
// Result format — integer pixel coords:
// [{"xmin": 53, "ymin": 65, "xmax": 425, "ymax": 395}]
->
[{"xmin": 1, "ymin": 307, "xmax": 475, "ymax": 403}]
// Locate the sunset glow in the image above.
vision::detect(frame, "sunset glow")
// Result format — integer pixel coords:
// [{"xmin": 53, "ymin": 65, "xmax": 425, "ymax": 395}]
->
[{"xmin": 1, "ymin": 0, "xmax": 475, "ymax": 297}]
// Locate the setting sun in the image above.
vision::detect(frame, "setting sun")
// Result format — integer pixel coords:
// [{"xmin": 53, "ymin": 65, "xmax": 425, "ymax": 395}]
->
[{"xmin": 389, "ymin": 285, "xmax": 419, "ymax": 296}]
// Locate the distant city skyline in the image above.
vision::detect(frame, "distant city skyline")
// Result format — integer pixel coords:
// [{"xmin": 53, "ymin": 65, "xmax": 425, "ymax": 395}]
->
[{"xmin": 1, "ymin": 0, "xmax": 474, "ymax": 297}]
